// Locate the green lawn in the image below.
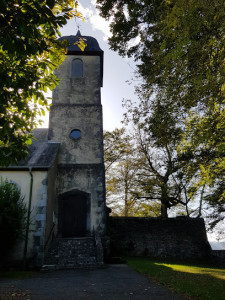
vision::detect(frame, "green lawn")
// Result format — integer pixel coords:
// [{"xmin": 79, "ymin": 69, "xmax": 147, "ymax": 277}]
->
[
  {"xmin": 127, "ymin": 257, "xmax": 225, "ymax": 300},
  {"xmin": 0, "ymin": 270, "xmax": 34, "ymax": 279}
]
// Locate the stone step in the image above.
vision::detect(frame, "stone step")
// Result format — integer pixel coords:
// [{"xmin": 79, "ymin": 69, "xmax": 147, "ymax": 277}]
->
[{"xmin": 44, "ymin": 237, "xmax": 103, "ymax": 269}]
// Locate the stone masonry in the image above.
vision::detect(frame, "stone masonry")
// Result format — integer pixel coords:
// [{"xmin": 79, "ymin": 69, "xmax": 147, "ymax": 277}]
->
[{"xmin": 109, "ymin": 217, "xmax": 211, "ymax": 260}]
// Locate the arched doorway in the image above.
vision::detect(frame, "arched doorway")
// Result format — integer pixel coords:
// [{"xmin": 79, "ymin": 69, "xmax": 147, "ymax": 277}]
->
[{"xmin": 59, "ymin": 190, "xmax": 90, "ymax": 237}]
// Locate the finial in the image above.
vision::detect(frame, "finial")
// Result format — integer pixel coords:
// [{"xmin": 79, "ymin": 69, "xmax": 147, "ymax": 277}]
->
[
  {"xmin": 75, "ymin": 17, "xmax": 82, "ymax": 36},
  {"xmin": 76, "ymin": 26, "xmax": 81, "ymax": 37}
]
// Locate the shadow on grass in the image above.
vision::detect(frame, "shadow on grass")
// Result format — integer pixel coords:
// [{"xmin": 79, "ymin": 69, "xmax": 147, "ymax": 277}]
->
[
  {"xmin": 0, "ymin": 271, "xmax": 35, "ymax": 279},
  {"xmin": 127, "ymin": 257, "xmax": 225, "ymax": 300}
]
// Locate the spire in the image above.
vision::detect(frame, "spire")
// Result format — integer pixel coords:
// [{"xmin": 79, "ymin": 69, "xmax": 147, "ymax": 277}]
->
[
  {"xmin": 76, "ymin": 29, "xmax": 81, "ymax": 37},
  {"xmin": 75, "ymin": 22, "xmax": 81, "ymax": 37}
]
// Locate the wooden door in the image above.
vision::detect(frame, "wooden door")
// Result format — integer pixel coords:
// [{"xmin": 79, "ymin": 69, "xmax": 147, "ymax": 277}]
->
[{"xmin": 62, "ymin": 194, "xmax": 87, "ymax": 237}]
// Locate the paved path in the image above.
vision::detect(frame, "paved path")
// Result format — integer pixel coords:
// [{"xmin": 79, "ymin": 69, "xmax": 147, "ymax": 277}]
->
[{"xmin": 0, "ymin": 264, "xmax": 188, "ymax": 300}]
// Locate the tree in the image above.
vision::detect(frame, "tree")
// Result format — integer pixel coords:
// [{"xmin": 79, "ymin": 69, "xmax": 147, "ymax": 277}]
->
[
  {"xmin": 97, "ymin": 0, "xmax": 225, "ymax": 221},
  {"xmin": 123, "ymin": 95, "xmax": 195, "ymax": 218},
  {"xmin": 104, "ymin": 128, "xmax": 140, "ymax": 216},
  {"xmin": 104, "ymin": 128, "xmax": 163, "ymax": 217},
  {"xmin": 97, "ymin": 0, "xmax": 225, "ymax": 106},
  {"xmin": 0, "ymin": 177, "xmax": 27, "ymax": 260},
  {"xmin": 104, "ymin": 128, "xmax": 127, "ymax": 173},
  {"xmin": 0, "ymin": 0, "xmax": 85, "ymax": 166}
]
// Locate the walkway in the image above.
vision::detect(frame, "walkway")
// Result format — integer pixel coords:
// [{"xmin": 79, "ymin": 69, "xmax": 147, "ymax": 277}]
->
[{"xmin": 0, "ymin": 264, "xmax": 188, "ymax": 300}]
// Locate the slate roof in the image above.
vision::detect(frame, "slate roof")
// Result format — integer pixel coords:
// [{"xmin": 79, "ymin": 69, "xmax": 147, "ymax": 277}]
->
[
  {"xmin": 1, "ymin": 128, "xmax": 60, "ymax": 170},
  {"xmin": 58, "ymin": 30, "xmax": 103, "ymax": 54}
]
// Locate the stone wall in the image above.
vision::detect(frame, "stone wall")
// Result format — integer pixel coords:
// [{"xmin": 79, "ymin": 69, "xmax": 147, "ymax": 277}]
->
[
  {"xmin": 109, "ymin": 217, "xmax": 211, "ymax": 260},
  {"xmin": 211, "ymin": 250, "xmax": 225, "ymax": 263}
]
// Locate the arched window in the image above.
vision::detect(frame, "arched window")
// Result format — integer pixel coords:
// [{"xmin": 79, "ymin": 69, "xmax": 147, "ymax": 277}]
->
[{"xmin": 71, "ymin": 59, "xmax": 83, "ymax": 77}]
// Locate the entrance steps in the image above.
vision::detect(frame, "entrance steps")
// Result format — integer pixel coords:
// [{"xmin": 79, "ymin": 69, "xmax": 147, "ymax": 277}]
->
[{"xmin": 43, "ymin": 236, "xmax": 104, "ymax": 269}]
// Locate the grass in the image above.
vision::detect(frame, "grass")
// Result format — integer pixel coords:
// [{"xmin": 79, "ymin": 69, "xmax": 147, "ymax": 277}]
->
[
  {"xmin": 126, "ymin": 257, "xmax": 225, "ymax": 300},
  {"xmin": 0, "ymin": 270, "xmax": 34, "ymax": 279}
]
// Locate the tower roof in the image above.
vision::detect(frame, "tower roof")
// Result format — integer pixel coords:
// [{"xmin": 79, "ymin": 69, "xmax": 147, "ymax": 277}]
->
[{"xmin": 59, "ymin": 30, "xmax": 103, "ymax": 55}]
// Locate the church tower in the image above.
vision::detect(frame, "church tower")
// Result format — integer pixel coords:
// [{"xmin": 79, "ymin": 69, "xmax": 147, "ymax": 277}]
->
[{"xmin": 48, "ymin": 31, "xmax": 106, "ymax": 239}]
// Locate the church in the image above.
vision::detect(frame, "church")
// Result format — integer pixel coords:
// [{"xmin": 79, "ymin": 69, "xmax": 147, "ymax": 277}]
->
[
  {"xmin": 0, "ymin": 31, "xmax": 212, "ymax": 268},
  {"xmin": 0, "ymin": 30, "xmax": 107, "ymax": 268}
]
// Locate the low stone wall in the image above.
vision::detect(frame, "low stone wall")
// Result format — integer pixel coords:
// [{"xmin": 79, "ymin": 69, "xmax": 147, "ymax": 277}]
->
[
  {"xmin": 211, "ymin": 250, "xmax": 225, "ymax": 263},
  {"xmin": 109, "ymin": 217, "xmax": 211, "ymax": 260}
]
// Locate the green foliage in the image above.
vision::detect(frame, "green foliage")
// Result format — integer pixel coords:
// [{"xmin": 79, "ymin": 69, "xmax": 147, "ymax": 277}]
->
[
  {"xmin": 104, "ymin": 128, "xmax": 143, "ymax": 216},
  {"xmin": 123, "ymin": 96, "xmax": 197, "ymax": 218},
  {"xmin": 0, "ymin": 178, "xmax": 27, "ymax": 259},
  {"xmin": 127, "ymin": 257, "xmax": 225, "ymax": 300},
  {"xmin": 0, "ymin": 270, "xmax": 34, "ymax": 279},
  {"xmin": 104, "ymin": 128, "xmax": 127, "ymax": 172},
  {"xmin": 0, "ymin": 0, "xmax": 84, "ymax": 166},
  {"xmin": 98, "ymin": 0, "xmax": 225, "ymax": 105},
  {"xmin": 130, "ymin": 202, "xmax": 161, "ymax": 217},
  {"xmin": 104, "ymin": 128, "xmax": 160, "ymax": 217},
  {"xmin": 97, "ymin": 0, "xmax": 225, "ymax": 223},
  {"xmin": 104, "ymin": 127, "xmax": 176, "ymax": 217}
]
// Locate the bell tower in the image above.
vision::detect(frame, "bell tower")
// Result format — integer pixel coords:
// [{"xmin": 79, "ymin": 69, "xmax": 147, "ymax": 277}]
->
[{"xmin": 48, "ymin": 31, "xmax": 106, "ymax": 238}]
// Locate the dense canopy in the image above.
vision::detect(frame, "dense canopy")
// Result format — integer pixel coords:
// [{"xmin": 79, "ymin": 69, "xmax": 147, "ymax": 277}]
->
[
  {"xmin": 97, "ymin": 0, "xmax": 225, "ymax": 220},
  {"xmin": 0, "ymin": 0, "xmax": 84, "ymax": 166}
]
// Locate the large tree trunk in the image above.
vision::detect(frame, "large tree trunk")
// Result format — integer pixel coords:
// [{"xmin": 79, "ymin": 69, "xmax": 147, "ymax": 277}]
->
[{"xmin": 161, "ymin": 202, "xmax": 168, "ymax": 218}]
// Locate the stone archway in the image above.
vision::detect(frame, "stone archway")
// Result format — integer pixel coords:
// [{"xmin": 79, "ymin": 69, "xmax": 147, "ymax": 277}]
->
[{"xmin": 59, "ymin": 190, "xmax": 90, "ymax": 237}]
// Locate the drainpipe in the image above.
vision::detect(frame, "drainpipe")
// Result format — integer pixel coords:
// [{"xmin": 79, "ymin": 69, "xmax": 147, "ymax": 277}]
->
[{"xmin": 23, "ymin": 167, "xmax": 33, "ymax": 270}]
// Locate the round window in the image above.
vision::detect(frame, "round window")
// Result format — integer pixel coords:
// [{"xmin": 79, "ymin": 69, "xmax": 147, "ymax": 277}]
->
[{"xmin": 69, "ymin": 129, "xmax": 81, "ymax": 140}]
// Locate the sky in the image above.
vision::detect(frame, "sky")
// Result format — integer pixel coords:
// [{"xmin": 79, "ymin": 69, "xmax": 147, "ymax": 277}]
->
[{"xmin": 41, "ymin": 0, "xmax": 138, "ymax": 132}]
